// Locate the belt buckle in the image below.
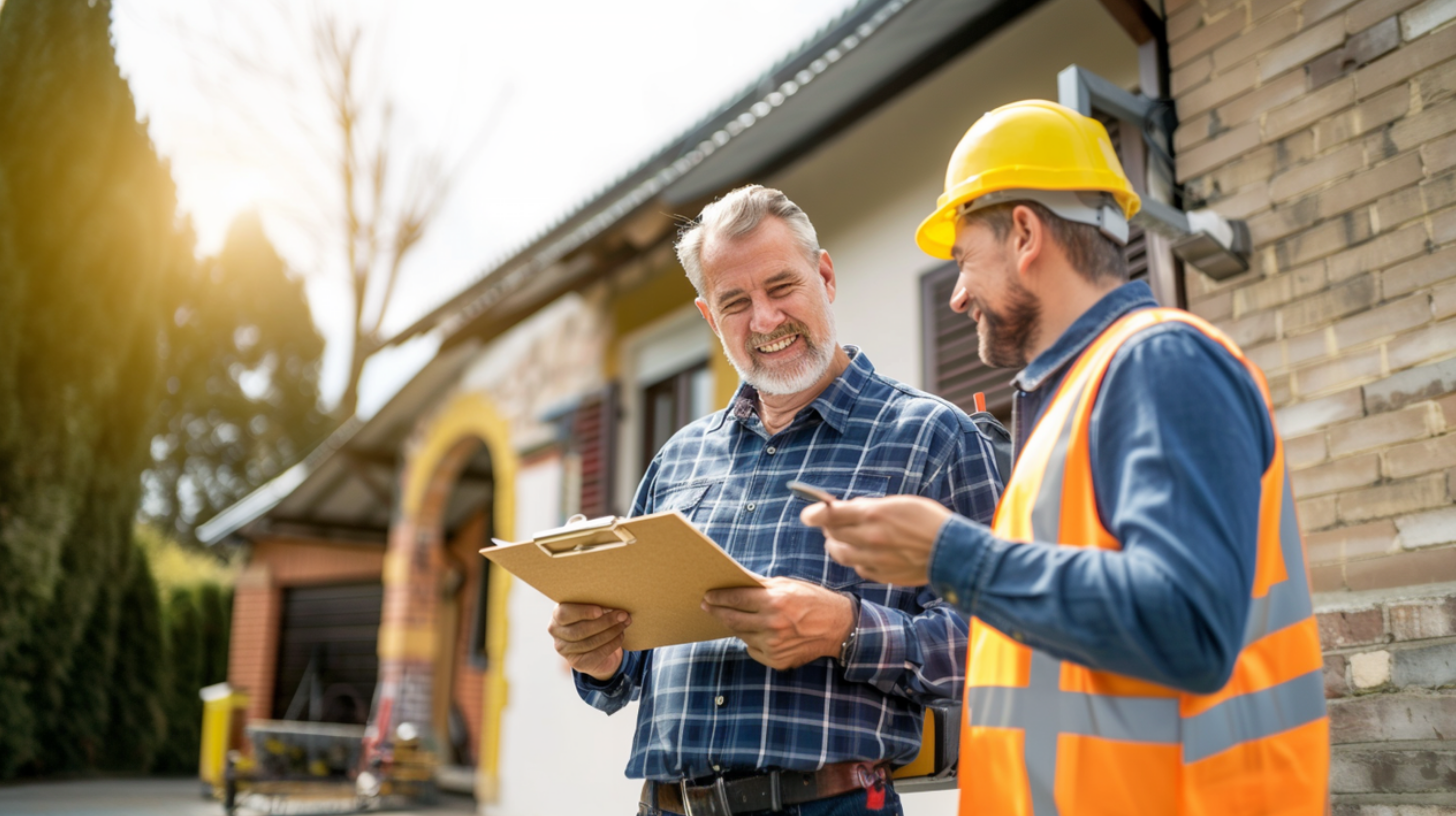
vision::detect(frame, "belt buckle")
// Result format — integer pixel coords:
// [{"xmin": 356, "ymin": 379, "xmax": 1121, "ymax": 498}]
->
[{"xmin": 679, "ymin": 776, "xmax": 733, "ymax": 816}]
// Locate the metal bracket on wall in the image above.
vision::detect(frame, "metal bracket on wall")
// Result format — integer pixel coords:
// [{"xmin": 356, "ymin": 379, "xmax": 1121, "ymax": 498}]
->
[{"xmin": 1057, "ymin": 65, "xmax": 1251, "ymax": 281}]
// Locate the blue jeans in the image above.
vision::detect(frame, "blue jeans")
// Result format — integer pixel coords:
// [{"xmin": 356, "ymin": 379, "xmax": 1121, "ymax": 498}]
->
[{"xmin": 637, "ymin": 785, "xmax": 904, "ymax": 816}]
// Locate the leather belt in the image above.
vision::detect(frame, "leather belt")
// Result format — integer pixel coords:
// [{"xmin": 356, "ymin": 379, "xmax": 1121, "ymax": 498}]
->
[{"xmin": 640, "ymin": 761, "xmax": 889, "ymax": 816}]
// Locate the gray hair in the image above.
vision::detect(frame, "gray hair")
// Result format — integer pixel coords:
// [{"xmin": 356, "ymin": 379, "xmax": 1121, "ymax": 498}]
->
[{"xmin": 675, "ymin": 185, "xmax": 820, "ymax": 297}]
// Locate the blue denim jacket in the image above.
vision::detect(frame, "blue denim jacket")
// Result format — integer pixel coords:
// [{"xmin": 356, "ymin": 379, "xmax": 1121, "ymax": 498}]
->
[{"xmin": 928, "ymin": 281, "xmax": 1276, "ymax": 694}]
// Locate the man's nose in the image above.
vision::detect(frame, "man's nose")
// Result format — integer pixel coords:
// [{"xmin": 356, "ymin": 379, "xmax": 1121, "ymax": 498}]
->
[{"xmin": 748, "ymin": 298, "xmax": 786, "ymax": 334}]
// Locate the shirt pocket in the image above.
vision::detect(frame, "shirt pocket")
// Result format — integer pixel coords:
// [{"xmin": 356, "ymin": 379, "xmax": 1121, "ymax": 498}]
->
[
  {"xmin": 781, "ymin": 472, "xmax": 892, "ymax": 590},
  {"xmin": 652, "ymin": 480, "xmax": 716, "ymax": 523}
]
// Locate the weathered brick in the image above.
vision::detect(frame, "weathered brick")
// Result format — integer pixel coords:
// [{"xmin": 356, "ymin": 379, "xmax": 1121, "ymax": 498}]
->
[
  {"xmin": 1401, "ymin": 0, "xmax": 1456, "ymax": 40},
  {"xmin": 1434, "ymin": 280, "xmax": 1456, "ymax": 318},
  {"xmin": 1326, "ymin": 222, "xmax": 1430, "ymax": 281},
  {"xmin": 1319, "ymin": 152, "xmax": 1426, "ymax": 218},
  {"xmin": 1337, "ymin": 295, "xmax": 1435, "ymax": 349},
  {"xmin": 1365, "ymin": 356, "xmax": 1456, "ymax": 412},
  {"xmin": 1320, "ymin": 605, "xmax": 1389, "ymax": 646},
  {"xmin": 1351, "ymin": 648, "xmax": 1394, "ymax": 687},
  {"xmin": 1223, "ymin": 307, "xmax": 1280, "ymax": 346},
  {"xmin": 1297, "ymin": 347, "xmax": 1386, "ymax": 394},
  {"xmin": 1235, "ymin": 274, "xmax": 1296, "ymax": 315},
  {"xmin": 1173, "ymin": 56, "xmax": 1214, "ymax": 100},
  {"xmin": 1260, "ymin": 15, "xmax": 1349, "ymax": 82},
  {"xmin": 1347, "ymin": 0, "xmax": 1428, "ymax": 33},
  {"xmin": 1337, "ymin": 472, "xmax": 1448, "ymax": 521},
  {"xmin": 1388, "ymin": 98, "xmax": 1456, "ymax": 152},
  {"xmin": 1331, "ymin": 748, "xmax": 1456, "ymax": 793},
  {"xmin": 1267, "ymin": 78, "xmax": 1358, "ymax": 141},
  {"xmin": 1189, "ymin": 146, "xmax": 1278, "ymax": 200},
  {"xmin": 1376, "ymin": 185, "xmax": 1428, "ymax": 229},
  {"xmin": 1328, "ymin": 691, "xmax": 1456, "ymax": 742},
  {"xmin": 1181, "ymin": 60, "xmax": 1264, "ymax": 121},
  {"xmin": 1172, "ymin": 9, "xmax": 1248, "ymax": 69},
  {"xmin": 1307, "ymin": 0, "xmax": 1367, "ymax": 25},
  {"xmin": 1418, "ymin": 50, "xmax": 1456, "ymax": 106},
  {"xmin": 1388, "ymin": 317, "xmax": 1456, "ymax": 371},
  {"xmin": 1226, "ymin": 73, "xmax": 1312, "ymax": 133},
  {"xmin": 1168, "ymin": 0, "xmax": 1203, "ymax": 39},
  {"xmin": 1346, "ymin": 544, "xmax": 1456, "ymax": 587},
  {"xmin": 1389, "ymin": 430, "xmax": 1456, "ymax": 479},
  {"xmin": 1301, "ymin": 493, "xmax": 1342, "ymax": 528},
  {"xmin": 1275, "ymin": 129, "xmax": 1319, "ymax": 170},
  {"xmin": 1176, "ymin": 112, "xmax": 1219, "ymax": 152},
  {"xmin": 1282, "ymin": 276, "xmax": 1380, "ymax": 332},
  {"xmin": 1425, "ymin": 131, "xmax": 1456, "ymax": 175},
  {"xmin": 1189, "ymin": 290, "xmax": 1235, "ymax": 324},
  {"xmin": 1211, "ymin": 182, "xmax": 1273, "ymax": 219},
  {"xmin": 1288, "ymin": 326, "xmax": 1337, "ymax": 367},
  {"xmin": 1424, "ymin": 167, "xmax": 1456, "ymax": 211},
  {"xmin": 1278, "ymin": 387, "xmax": 1367, "ymax": 436},
  {"xmin": 1325, "ymin": 654, "xmax": 1351, "ymax": 697},
  {"xmin": 1286, "ymin": 430, "xmax": 1331, "ymax": 468},
  {"xmin": 1308, "ymin": 518, "xmax": 1401, "ymax": 560},
  {"xmin": 1249, "ymin": 195, "xmax": 1321, "ymax": 244},
  {"xmin": 1312, "ymin": 562, "xmax": 1346, "ymax": 590},
  {"xmin": 1270, "ymin": 143, "xmax": 1367, "ymax": 202},
  {"xmin": 1384, "ymin": 244, "xmax": 1456, "ymax": 297},
  {"xmin": 1396, "ymin": 505, "xmax": 1456, "ymax": 547},
  {"xmin": 1331, "ymin": 402, "xmax": 1443, "ymax": 455},
  {"xmin": 1294, "ymin": 450, "xmax": 1383, "ymax": 494},
  {"xmin": 1277, "ymin": 209, "xmax": 1376, "ymax": 268},
  {"xmin": 1393, "ymin": 641, "xmax": 1456, "ymax": 688},
  {"xmin": 1268, "ymin": 372, "xmax": 1294, "ymax": 403},
  {"xmin": 1215, "ymin": 10, "xmax": 1301, "ymax": 73},
  {"xmin": 1314, "ymin": 83, "xmax": 1412, "ymax": 151},
  {"xmin": 1178, "ymin": 121, "xmax": 1264, "ymax": 180},
  {"xmin": 1354, "ymin": 19, "xmax": 1456, "ymax": 97},
  {"xmin": 1389, "ymin": 595, "xmax": 1456, "ymax": 639}
]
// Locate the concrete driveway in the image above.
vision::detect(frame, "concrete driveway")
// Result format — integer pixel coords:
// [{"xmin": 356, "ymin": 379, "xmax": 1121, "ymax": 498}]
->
[{"xmin": 0, "ymin": 779, "xmax": 477, "ymax": 816}]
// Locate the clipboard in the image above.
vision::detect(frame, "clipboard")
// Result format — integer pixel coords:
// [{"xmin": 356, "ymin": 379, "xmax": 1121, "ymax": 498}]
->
[{"xmin": 479, "ymin": 511, "xmax": 765, "ymax": 651}]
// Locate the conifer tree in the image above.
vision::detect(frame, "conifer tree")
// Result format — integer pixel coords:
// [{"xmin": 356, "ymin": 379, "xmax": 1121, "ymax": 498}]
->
[{"xmin": 0, "ymin": 0, "xmax": 190, "ymax": 775}]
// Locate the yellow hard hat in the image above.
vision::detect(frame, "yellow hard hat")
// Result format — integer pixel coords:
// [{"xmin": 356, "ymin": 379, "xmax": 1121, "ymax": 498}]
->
[{"xmin": 915, "ymin": 100, "xmax": 1141, "ymax": 259}]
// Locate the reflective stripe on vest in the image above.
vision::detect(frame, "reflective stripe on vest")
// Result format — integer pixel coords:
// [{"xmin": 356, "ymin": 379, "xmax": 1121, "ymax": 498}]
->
[{"xmin": 959, "ymin": 308, "xmax": 1329, "ymax": 816}]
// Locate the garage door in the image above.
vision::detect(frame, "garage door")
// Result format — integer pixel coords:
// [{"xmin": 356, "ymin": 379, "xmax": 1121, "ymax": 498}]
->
[{"xmin": 272, "ymin": 582, "xmax": 383, "ymax": 724}]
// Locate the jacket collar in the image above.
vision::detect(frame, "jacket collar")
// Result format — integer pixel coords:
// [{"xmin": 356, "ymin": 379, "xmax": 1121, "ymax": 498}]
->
[{"xmin": 1013, "ymin": 280, "xmax": 1158, "ymax": 393}]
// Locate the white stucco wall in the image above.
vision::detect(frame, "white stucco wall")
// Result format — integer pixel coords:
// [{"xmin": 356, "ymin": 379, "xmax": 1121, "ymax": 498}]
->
[
  {"xmin": 772, "ymin": 0, "xmax": 1141, "ymax": 391},
  {"xmin": 489, "ymin": 455, "xmax": 642, "ymax": 815}
]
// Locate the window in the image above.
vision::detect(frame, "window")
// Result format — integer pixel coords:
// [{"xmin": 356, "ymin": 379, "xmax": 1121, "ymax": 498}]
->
[{"xmin": 642, "ymin": 362, "xmax": 714, "ymax": 466}]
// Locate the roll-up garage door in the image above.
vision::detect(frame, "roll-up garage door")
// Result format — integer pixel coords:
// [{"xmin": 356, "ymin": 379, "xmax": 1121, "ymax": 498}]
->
[{"xmin": 272, "ymin": 582, "xmax": 383, "ymax": 724}]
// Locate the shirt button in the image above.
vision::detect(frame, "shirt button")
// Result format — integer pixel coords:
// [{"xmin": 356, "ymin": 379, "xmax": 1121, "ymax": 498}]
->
[
  {"xmin": 944, "ymin": 590, "xmax": 960, "ymax": 605},
  {"xmin": 1013, "ymin": 631, "xmax": 1025, "ymax": 642},
  {"xmin": 766, "ymin": 446, "xmax": 777, "ymax": 454},
  {"xmin": 715, "ymin": 695, "xmax": 725, "ymax": 706},
  {"xmin": 746, "ymin": 502, "xmax": 756, "ymax": 511},
  {"xmin": 712, "ymin": 764, "xmax": 721, "ymax": 772}
]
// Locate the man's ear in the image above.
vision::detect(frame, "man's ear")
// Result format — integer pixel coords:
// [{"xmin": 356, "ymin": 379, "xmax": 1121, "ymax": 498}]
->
[
  {"xmin": 818, "ymin": 250, "xmax": 837, "ymax": 303},
  {"xmin": 1010, "ymin": 204, "xmax": 1045, "ymax": 278},
  {"xmin": 695, "ymin": 297, "xmax": 720, "ymax": 337}
]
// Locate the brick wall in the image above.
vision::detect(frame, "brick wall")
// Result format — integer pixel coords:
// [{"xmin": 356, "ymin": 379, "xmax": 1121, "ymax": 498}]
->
[{"xmin": 1170, "ymin": 0, "xmax": 1456, "ymax": 808}]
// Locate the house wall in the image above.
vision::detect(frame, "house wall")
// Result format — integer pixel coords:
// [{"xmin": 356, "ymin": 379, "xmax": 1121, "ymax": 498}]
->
[
  {"xmin": 227, "ymin": 536, "xmax": 386, "ymax": 724},
  {"xmin": 772, "ymin": 0, "xmax": 1142, "ymax": 389},
  {"xmin": 1168, "ymin": 0, "xmax": 1456, "ymax": 808}
]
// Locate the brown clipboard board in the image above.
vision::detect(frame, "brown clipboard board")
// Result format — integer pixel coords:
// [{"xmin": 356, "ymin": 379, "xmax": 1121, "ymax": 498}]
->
[{"xmin": 479, "ymin": 511, "xmax": 765, "ymax": 651}]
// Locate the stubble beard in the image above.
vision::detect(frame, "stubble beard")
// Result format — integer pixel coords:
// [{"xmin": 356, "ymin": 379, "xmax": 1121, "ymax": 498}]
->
[
  {"xmin": 725, "ymin": 311, "xmax": 838, "ymax": 397},
  {"xmin": 977, "ymin": 276, "xmax": 1041, "ymax": 369}
]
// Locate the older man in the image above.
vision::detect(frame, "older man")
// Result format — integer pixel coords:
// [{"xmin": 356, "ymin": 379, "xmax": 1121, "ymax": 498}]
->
[{"xmin": 548, "ymin": 185, "xmax": 1002, "ymax": 816}]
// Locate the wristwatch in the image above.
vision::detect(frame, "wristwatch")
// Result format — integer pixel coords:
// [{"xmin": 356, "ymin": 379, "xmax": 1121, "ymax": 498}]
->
[{"xmin": 837, "ymin": 593, "xmax": 862, "ymax": 666}]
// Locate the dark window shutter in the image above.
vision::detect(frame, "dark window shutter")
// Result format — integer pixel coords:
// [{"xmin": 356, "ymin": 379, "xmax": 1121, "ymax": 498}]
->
[
  {"xmin": 921, "ymin": 263, "xmax": 1015, "ymax": 421},
  {"xmin": 1098, "ymin": 115, "xmax": 1150, "ymax": 285},
  {"xmin": 574, "ymin": 383, "xmax": 618, "ymax": 517}
]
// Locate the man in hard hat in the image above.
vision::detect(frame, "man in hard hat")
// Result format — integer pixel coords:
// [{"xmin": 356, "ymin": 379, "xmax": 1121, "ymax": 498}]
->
[
  {"xmin": 803, "ymin": 100, "xmax": 1329, "ymax": 814},
  {"xmin": 548, "ymin": 185, "xmax": 1003, "ymax": 815}
]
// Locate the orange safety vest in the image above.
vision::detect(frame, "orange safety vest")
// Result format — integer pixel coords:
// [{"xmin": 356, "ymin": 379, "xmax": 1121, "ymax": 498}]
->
[{"xmin": 959, "ymin": 308, "xmax": 1329, "ymax": 815}]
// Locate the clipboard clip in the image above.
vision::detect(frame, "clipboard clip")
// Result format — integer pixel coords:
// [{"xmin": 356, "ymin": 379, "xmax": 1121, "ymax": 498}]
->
[{"xmin": 532, "ymin": 514, "xmax": 637, "ymax": 556}]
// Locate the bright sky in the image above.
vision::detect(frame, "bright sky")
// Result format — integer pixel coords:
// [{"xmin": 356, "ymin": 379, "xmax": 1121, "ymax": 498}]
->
[{"xmin": 110, "ymin": 0, "xmax": 861, "ymax": 409}]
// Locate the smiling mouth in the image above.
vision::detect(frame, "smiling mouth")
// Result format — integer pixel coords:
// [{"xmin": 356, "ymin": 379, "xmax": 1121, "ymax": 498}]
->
[{"xmin": 756, "ymin": 334, "xmax": 800, "ymax": 354}]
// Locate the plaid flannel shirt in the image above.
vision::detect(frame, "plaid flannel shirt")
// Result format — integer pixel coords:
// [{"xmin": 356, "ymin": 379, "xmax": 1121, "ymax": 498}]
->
[{"xmin": 575, "ymin": 347, "xmax": 1002, "ymax": 781}]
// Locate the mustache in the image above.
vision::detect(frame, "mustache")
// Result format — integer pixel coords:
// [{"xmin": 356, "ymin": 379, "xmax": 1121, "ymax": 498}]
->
[{"xmin": 747, "ymin": 322, "xmax": 810, "ymax": 349}]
